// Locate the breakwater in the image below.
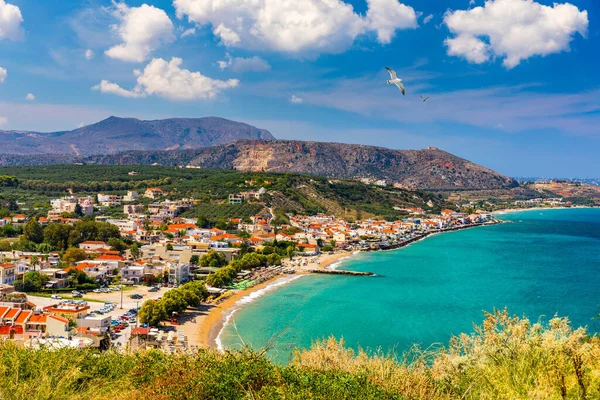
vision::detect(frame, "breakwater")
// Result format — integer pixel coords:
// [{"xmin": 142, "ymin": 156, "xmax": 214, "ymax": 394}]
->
[{"xmin": 308, "ymin": 269, "xmax": 374, "ymax": 276}]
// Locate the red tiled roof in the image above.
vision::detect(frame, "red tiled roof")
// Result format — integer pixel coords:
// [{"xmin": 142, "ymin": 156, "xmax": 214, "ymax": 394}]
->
[
  {"xmin": 4, "ymin": 308, "xmax": 20, "ymax": 319},
  {"xmin": 0, "ymin": 325, "xmax": 23, "ymax": 335},
  {"xmin": 15, "ymin": 310, "xmax": 32, "ymax": 324},
  {"xmin": 48, "ymin": 315, "xmax": 70, "ymax": 324},
  {"xmin": 28, "ymin": 314, "xmax": 47, "ymax": 324},
  {"xmin": 132, "ymin": 327, "xmax": 150, "ymax": 335},
  {"xmin": 95, "ymin": 255, "xmax": 124, "ymax": 261},
  {"xmin": 168, "ymin": 224, "xmax": 197, "ymax": 230}
]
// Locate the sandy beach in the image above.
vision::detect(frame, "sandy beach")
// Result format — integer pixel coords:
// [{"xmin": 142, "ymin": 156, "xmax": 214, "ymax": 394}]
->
[{"xmin": 190, "ymin": 251, "xmax": 354, "ymax": 349}]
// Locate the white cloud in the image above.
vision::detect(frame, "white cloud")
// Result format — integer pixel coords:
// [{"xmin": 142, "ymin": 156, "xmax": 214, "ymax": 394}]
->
[
  {"xmin": 444, "ymin": 0, "xmax": 589, "ymax": 69},
  {"xmin": 217, "ymin": 53, "xmax": 271, "ymax": 72},
  {"xmin": 290, "ymin": 95, "xmax": 303, "ymax": 104},
  {"xmin": 85, "ymin": 49, "xmax": 95, "ymax": 60},
  {"xmin": 181, "ymin": 27, "xmax": 196, "ymax": 38},
  {"xmin": 173, "ymin": 0, "xmax": 417, "ymax": 56},
  {"xmin": 0, "ymin": 0, "xmax": 23, "ymax": 40},
  {"xmin": 105, "ymin": 2, "xmax": 175, "ymax": 62},
  {"xmin": 0, "ymin": 67, "xmax": 6, "ymax": 83},
  {"xmin": 0, "ymin": 116, "xmax": 6, "ymax": 126},
  {"xmin": 423, "ymin": 14, "xmax": 433, "ymax": 24},
  {"xmin": 92, "ymin": 80, "xmax": 144, "ymax": 98},
  {"xmin": 93, "ymin": 57, "xmax": 239, "ymax": 101},
  {"xmin": 25, "ymin": 93, "xmax": 35, "ymax": 101}
]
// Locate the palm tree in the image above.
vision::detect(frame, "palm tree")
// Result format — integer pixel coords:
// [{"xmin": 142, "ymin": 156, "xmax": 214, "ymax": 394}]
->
[{"xmin": 30, "ymin": 255, "xmax": 39, "ymax": 272}]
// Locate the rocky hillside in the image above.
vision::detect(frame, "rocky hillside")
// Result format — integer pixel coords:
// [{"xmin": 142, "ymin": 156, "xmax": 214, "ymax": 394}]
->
[
  {"xmin": 0, "ymin": 117, "xmax": 274, "ymax": 156},
  {"xmin": 82, "ymin": 140, "xmax": 517, "ymax": 190}
]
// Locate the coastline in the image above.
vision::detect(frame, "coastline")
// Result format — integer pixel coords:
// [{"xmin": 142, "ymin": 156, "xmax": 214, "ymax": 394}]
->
[
  {"xmin": 195, "ymin": 251, "xmax": 351, "ymax": 349},
  {"xmin": 194, "ymin": 207, "xmax": 596, "ymax": 351},
  {"xmin": 492, "ymin": 205, "xmax": 596, "ymax": 216}
]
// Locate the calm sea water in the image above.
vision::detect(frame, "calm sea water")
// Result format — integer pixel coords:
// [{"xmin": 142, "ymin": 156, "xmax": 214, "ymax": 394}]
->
[{"xmin": 220, "ymin": 208, "xmax": 600, "ymax": 363}]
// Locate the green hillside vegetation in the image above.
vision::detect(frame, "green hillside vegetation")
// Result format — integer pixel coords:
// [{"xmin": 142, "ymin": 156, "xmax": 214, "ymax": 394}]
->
[
  {"xmin": 0, "ymin": 165, "xmax": 454, "ymax": 221},
  {"xmin": 1, "ymin": 310, "xmax": 598, "ymax": 400}
]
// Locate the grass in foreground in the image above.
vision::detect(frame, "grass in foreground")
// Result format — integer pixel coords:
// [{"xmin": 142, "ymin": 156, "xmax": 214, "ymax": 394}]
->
[{"xmin": 0, "ymin": 309, "xmax": 598, "ymax": 400}]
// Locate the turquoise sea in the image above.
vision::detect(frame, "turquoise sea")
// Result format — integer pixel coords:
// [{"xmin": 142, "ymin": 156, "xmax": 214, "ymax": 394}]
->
[{"xmin": 220, "ymin": 208, "xmax": 600, "ymax": 363}]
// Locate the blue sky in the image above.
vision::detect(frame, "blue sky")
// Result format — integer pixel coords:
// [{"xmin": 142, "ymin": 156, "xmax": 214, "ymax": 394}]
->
[{"xmin": 0, "ymin": 0, "xmax": 598, "ymax": 177}]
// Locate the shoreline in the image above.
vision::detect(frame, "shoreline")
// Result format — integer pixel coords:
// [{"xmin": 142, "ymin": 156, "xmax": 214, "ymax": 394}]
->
[
  {"xmin": 195, "ymin": 206, "xmax": 597, "ymax": 350},
  {"xmin": 195, "ymin": 251, "xmax": 351, "ymax": 349},
  {"xmin": 492, "ymin": 205, "xmax": 596, "ymax": 216}
]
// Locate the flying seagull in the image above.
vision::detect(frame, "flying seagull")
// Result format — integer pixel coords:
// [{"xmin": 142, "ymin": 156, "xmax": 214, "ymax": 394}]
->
[
  {"xmin": 385, "ymin": 67, "xmax": 405, "ymax": 95},
  {"xmin": 420, "ymin": 94, "xmax": 430, "ymax": 102}
]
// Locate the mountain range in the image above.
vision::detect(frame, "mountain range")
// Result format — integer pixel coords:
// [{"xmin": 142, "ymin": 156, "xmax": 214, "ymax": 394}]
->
[
  {"xmin": 0, "ymin": 117, "xmax": 517, "ymax": 191},
  {"xmin": 0, "ymin": 116, "xmax": 274, "ymax": 156}
]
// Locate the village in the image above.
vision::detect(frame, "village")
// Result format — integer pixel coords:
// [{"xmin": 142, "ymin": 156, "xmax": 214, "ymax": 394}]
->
[{"xmin": 0, "ymin": 185, "xmax": 499, "ymax": 351}]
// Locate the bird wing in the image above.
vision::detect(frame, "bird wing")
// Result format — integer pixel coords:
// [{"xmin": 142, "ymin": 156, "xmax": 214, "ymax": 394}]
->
[
  {"xmin": 424, "ymin": 96, "xmax": 430, "ymax": 102},
  {"xmin": 385, "ymin": 67, "xmax": 397, "ymax": 80},
  {"xmin": 394, "ymin": 81, "xmax": 405, "ymax": 95}
]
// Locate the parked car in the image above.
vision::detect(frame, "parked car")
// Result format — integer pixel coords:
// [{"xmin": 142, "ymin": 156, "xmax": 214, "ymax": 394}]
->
[{"xmin": 50, "ymin": 294, "xmax": 62, "ymax": 300}]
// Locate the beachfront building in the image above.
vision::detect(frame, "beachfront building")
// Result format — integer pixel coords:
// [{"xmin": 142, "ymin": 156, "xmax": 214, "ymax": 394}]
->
[
  {"xmin": 168, "ymin": 263, "xmax": 190, "ymax": 284},
  {"xmin": 296, "ymin": 243, "xmax": 320, "ymax": 255}
]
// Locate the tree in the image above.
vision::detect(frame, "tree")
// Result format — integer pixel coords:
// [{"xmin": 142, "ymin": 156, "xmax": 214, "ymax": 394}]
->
[
  {"xmin": 74, "ymin": 203, "xmax": 83, "ymax": 217},
  {"xmin": 44, "ymin": 223, "xmax": 73, "ymax": 251},
  {"xmin": 161, "ymin": 291, "xmax": 188, "ymax": 315},
  {"xmin": 189, "ymin": 255, "xmax": 200, "ymax": 266},
  {"xmin": 63, "ymin": 248, "xmax": 87, "ymax": 265},
  {"xmin": 166, "ymin": 244, "xmax": 173, "ymax": 251},
  {"xmin": 36, "ymin": 243, "xmax": 53, "ymax": 254},
  {"xmin": 108, "ymin": 238, "xmax": 127, "ymax": 253},
  {"xmin": 138, "ymin": 300, "xmax": 167, "ymax": 327},
  {"xmin": 266, "ymin": 253, "xmax": 282, "ymax": 266},
  {"xmin": 23, "ymin": 219, "xmax": 44, "ymax": 243},
  {"xmin": 130, "ymin": 243, "xmax": 140, "ymax": 260},
  {"xmin": 2, "ymin": 224, "xmax": 18, "ymax": 238},
  {"xmin": 14, "ymin": 271, "xmax": 50, "ymax": 292},
  {"xmin": 199, "ymin": 251, "xmax": 227, "ymax": 269},
  {"xmin": 286, "ymin": 246, "xmax": 295, "ymax": 260},
  {"xmin": 196, "ymin": 215, "xmax": 210, "ymax": 228},
  {"xmin": 30, "ymin": 255, "xmax": 40, "ymax": 272}
]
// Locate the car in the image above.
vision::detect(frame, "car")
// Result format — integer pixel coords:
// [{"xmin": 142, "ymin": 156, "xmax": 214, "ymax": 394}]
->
[
  {"xmin": 129, "ymin": 294, "xmax": 143, "ymax": 299},
  {"xmin": 71, "ymin": 290, "xmax": 81, "ymax": 295},
  {"xmin": 50, "ymin": 294, "xmax": 62, "ymax": 300},
  {"xmin": 148, "ymin": 287, "xmax": 158, "ymax": 292},
  {"xmin": 73, "ymin": 293, "xmax": 83, "ymax": 298}
]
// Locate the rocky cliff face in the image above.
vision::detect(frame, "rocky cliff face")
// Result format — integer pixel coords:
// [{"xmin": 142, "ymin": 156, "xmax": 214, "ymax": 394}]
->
[
  {"xmin": 0, "ymin": 117, "xmax": 274, "ymax": 156},
  {"xmin": 83, "ymin": 140, "xmax": 517, "ymax": 190}
]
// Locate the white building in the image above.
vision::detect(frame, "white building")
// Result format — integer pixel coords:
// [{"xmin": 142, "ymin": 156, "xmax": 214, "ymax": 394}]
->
[{"xmin": 123, "ymin": 191, "xmax": 139, "ymax": 202}]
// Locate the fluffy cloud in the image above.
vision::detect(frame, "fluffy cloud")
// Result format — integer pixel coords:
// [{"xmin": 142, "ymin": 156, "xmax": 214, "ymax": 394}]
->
[
  {"xmin": 25, "ymin": 93, "xmax": 35, "ymax": 101},
  {"xmin": 0, "ymin": 116, "xmax": 7, "ymax": 126},
  {"xmin": 93, "ymin": 57, "xmax": 239, "ymax": 101},
  {"xmin": 290, "ymin": 95, "xmax": 303, "ymax": 104},
  {"xmin": 85, "ymin": 49, "xmax": 94, "ymax": 60},
  {"xmin": 217, "ymin": 54, "xmax": 271, "ymax": 72},
  {"xmin": 0, "ymin": 0, "xmax": 23, "ymax": 40},
  {"xmin": 444, "ymin": 0, "xmax": 589, "ymax": 68},
  {"xmin": 423, "ymin": 14, "xmax": 433, "ymax": 24},
  {"xmin": 0, "ymin": 67, "xmax": 6, "ymax": 83},
  {"xmin": 173, "ymin": 0, "xmax": 417, "ymax": 56},
  {"xmin": 106, "ymin": 3, "xmax": 175, "ymax": 62}
]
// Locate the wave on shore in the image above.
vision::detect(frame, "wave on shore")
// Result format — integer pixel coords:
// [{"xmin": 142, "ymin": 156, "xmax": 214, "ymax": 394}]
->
[{"xmin": 216, "ymin": 275, "xmax": 304, "ymax": 351}]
